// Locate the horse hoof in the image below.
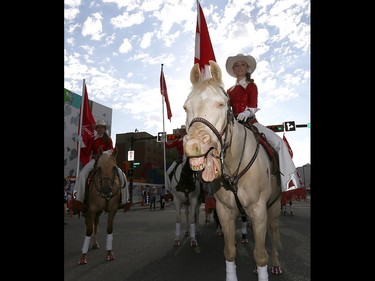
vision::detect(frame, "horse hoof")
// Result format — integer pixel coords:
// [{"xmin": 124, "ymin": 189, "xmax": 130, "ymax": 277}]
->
[
  {"xmin": 92, "ymin": 242, "xmax": 100, "ymax": 249},
  {"xmin": 271, "ymin": 266, "xmax": 283, "ymax": 274},
  {"xmin": 78, "ymin": 256, "xmax": 87, "ymax": 265},
  {"xmin": 106, "ymin": 253, "xmax": 115, "ymax": 261},
  {"xmin": 173, "ymin": 240, "xmax": 181, "ymax": 247}
]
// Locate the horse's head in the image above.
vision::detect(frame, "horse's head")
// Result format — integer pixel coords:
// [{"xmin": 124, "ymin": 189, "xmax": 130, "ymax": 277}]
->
[
  {"xmin": 183, "ymin": 60, "xmax": 232, "ymax": 182},
  {"xmin": 95, "ymin": 147, "xmax": 120, "ymax": 200}
]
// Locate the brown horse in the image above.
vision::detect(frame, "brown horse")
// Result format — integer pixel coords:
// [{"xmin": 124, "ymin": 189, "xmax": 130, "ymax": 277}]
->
[
  {"xmin": 183, "ymin": 61, "xmax": 282, "ymax": 281},
  {"xmin": 78, "ymin": 147, "xmax": 122, "ymax": 265}
]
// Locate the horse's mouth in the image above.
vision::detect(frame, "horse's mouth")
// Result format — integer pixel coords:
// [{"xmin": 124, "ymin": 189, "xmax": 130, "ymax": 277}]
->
[{"xmin": 189, "ymin": 149, "xmax": 221, "ymax": 182}]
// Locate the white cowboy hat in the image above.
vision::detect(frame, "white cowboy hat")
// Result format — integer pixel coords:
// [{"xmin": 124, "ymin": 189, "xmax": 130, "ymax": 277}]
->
[
  {"xmin": 225, "ymin": 54, "xmax": 257, "ymax": 78},
  {"xmin": 94, "ymin": 119, "xmax": 109, "ymax": 130}
]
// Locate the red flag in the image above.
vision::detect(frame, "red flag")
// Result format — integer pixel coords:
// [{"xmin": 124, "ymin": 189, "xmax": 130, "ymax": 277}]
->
[
  {"xmin": 283, "ymin": 133, "xmax": 293, "ymax": 158},
  {"xmin": 160, "ymin": 66, "xmax": 172, "ymax": 121},
  {"xmin": 78, "ymin": 83, "xmax": 96, "ymax": 166},
  {"xmin": 194, "ymin": 0, "xmax": 216, "ymax": 79}
]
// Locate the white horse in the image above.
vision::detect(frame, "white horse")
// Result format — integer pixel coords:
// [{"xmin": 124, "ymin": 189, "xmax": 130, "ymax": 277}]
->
[
  {"xmin": 166, "ymin": 160, "xmax": 203, "ymax": 247},
  {"xmin": 183, "ymin": 61, "xmax": 283, "ymax": 281}
]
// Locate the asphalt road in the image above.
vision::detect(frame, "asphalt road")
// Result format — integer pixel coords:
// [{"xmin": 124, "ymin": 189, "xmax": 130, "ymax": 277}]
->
[{"xmin": 64, "ymin": 199, "xmax": 310, "ymax": 281}]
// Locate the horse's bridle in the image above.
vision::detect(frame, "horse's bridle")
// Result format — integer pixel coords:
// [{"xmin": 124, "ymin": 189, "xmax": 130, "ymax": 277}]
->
[{"xmin": 93, "ymin": 165, "xmax": 120, "ymax": 201}]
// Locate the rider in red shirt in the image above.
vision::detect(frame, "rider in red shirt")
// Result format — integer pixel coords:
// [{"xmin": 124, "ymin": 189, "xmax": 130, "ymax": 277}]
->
[
  {"xmin": 225, "ymin": 53, "xmax": 302, "ymax": 191},
  {"xmin": 165, "ymin": 126, "xmax": 186, "ymax": 177}
]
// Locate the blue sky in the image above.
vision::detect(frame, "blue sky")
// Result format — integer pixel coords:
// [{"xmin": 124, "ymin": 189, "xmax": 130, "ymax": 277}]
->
[{"xmin": 64, "ymin": 0, "xmax": 310, "ymax": 168}]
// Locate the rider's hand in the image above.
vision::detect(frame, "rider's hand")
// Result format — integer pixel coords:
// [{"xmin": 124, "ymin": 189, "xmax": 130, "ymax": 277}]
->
[{"xmin": 237, "ymin": 110, "xmax": 251, "ymax": 121}]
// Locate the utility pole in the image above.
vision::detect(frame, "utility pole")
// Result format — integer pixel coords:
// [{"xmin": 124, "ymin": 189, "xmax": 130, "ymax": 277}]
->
[{"xmin": 128, "ymin": 135, "xmax": 134, "ymax": 204}]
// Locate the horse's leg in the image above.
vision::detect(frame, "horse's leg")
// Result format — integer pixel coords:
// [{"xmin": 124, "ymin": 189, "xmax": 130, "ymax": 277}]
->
[
  {"xmin": 251, "ymin": 206, "xmax": 269, "ymax": 281},
  {"xmin": 105, "ymin": 209, "xmax": 117, "ymax": 261},
  {"xmin": 214, "ymin": 209, "xmax": 223, "ymax": 236},
  {"xmin": 195, "ymin": 202, "xmax": 201, "ymax": 236},
  {"xmin": 189, "ymin": 202, "xmax": 198, "ymax": 247},
  {"xmin": 91, "ymin": 212, "xmax": 101, "ymax": 249},
  {"xmin": 268, "ymin": 200, "xmax": 282, "ymax": 274},
  {"xmin": 173, "ymin": 198, "xmax": 182, "ymax": 246},
  {"xmin": 78, "ymin": 211, "xmax": 95, "ymax": 265},
  {"xmin": 216, "ymin": 202, "xmax": 238, "ymax": 281},
  {"xmin": 184, "ymin": 204, "xmax": 190, "ymax": 238}
]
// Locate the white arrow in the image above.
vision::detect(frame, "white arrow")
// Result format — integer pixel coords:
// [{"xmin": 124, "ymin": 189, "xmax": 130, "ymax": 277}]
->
[{"xmin": 286, "ymin": 122, "xmax": 295, "ymax": 131}]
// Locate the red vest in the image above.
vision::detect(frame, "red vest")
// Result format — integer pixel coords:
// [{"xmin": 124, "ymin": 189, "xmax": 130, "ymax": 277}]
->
[{"xmin": 227, "ymin": 83, "xmax": 258, "ymax": 116}]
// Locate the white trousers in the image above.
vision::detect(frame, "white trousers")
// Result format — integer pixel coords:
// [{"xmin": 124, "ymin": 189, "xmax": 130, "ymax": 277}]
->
[{"xmin": 254, "ymin": 123, "xmax": 300, "ymax": 191}]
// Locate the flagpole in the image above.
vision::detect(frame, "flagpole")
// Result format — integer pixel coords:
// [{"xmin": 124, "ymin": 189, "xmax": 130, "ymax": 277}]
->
[
  {"xmin": 76, "ymin": 79, "xmax": 85, "ymax": 179},
  {"xmin": 161, "ymin": 64, "xmax": 168, "ymax": 188}
]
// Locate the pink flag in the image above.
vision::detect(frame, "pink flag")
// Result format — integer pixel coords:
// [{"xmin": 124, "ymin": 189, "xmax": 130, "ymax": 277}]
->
[
  {"xmin": 194, "ymin": 0, "xmax": 216, "ymax": 79},
  {"xmin": 78, "ymin": 83, "xmax": 96, "ymax": 166},
  {"xmin": 283, "ymin": 134, "xmax": 293, "ymax": 158},
  {"xmin": 160, "ymin": 65, "xmax": 172, "ymax": 121}
]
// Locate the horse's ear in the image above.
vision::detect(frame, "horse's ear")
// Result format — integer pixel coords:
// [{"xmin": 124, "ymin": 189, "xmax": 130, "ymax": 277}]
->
[
  {"xmin": 98, "ymin": 146, "xmax": 103, "ymax": 156},
  {"xmin": 112, "ymin": 147, "xmax": 118, "ymax": 158},
  {"xmin": 209, "ymin": 60, "xmax": 223, "ymax": 85},
  {"xmin": 190, "ymin": 63, "xmax": 202, "ymax": 85}
]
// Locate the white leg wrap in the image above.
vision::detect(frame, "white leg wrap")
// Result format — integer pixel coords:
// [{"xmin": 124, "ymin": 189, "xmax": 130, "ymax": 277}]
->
[
  {"xmin": 241, "ymin": 221, "xmax": 247, "ymax": 234},
  {"xmin": 175, "ymin": 222, "xmax": 181, "ymax": 238},
  {"xmin": 225, "ymin": 260, "xmax": 238, "ymax": 281},
  {"xmin": 81, "ymin": 235, "xmax": 91, "ymax": 254},
  {"xmin": 190, "ymin": 223, "xmax": 196, "ymax": 239},
  {"xmin": 106, "ymin": 233, "xmax": 113, "ymax": 251},
  {"xmin": 257, "ymin": 265, "xmax": 268, "ymax": 281}
]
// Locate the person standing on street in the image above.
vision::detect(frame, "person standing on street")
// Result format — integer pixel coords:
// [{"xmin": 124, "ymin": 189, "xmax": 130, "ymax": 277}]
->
[
  {"xmin": 150, "ymin": 186, "xmax": 157, "ymax": 211},
  {"xmin": 159, "ymin": 185, "xmax": 166, "ymax": 210}
]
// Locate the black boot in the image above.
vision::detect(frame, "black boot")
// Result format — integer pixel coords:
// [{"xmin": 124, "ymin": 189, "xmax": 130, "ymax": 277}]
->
[{"xmin": 176, "ymin": 161, "xmax": 195, "ymax": 192}]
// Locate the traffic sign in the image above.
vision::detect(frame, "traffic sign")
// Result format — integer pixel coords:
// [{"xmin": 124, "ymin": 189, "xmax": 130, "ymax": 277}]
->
[
  {"xmin": 157, "ymin": 132, "xmax": 165, "ymax": 142},
  {"xmin": 284, "ymin": 121, "xmax": 296, "ymax": 132},
  {"xmin": 128, "ymin": 150, "xmax": 134, "ymax": 161}
]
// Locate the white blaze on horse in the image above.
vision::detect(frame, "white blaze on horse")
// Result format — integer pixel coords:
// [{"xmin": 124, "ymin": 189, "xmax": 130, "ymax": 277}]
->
[
  {"xmin": 183, "ymin": 61, "xmax": 283, "ymax": 281},
  {"xmin": 78, "ymin": 147, "xmax": 129, "ymax": 265},
  {"xmin": 166, "ymin": 160, "xmax": 203, "ymax": 247}
]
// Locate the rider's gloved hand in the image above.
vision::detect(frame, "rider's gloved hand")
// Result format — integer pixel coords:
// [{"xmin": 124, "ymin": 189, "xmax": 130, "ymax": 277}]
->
[{"xmin": 237, "ymin": 110, "xmax": 251, "ymax": 121}]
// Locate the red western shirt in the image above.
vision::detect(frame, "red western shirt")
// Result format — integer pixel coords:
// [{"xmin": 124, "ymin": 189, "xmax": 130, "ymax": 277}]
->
[
  {"xmin": 85, "ymin": 135, "xmax": 113, "ymax": 160},
  {"xmin": 227, "ymin": 81, "xmax": 258, "ymax": 117}
]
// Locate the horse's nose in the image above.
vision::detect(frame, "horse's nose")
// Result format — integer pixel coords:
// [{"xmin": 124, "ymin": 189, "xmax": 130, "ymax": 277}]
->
[{"xmin": 184, "ymin": 138, "xmax": 202, "ymax": 157}]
